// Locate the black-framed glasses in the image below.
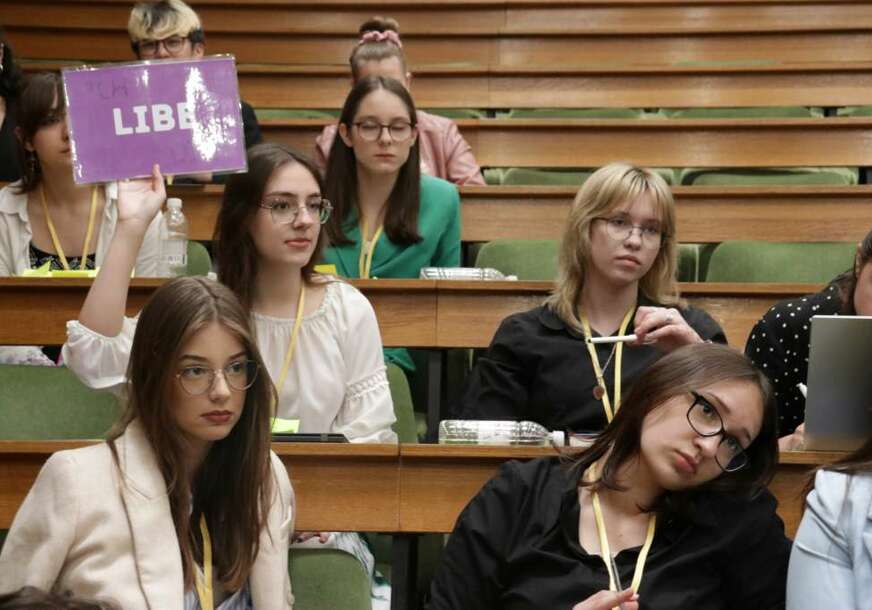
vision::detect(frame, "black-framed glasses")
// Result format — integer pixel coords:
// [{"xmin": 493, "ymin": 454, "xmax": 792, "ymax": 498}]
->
[
  {"xmin": 258, "ymin": 197, "xmax": 332, "ymax": 225},
  {"xmin": 176, "ymin": 360, "xmax": 259, "ymax": 396},
  {"xmin": 353, "ymin": 120, "xmax": 415, "ymax": 142},
  {"xmin": 686, "ymin": 391, "xmax": 749, "ymax": 473},
  {"xmin": 135, "ymin": 34, "xmax": 192, "ymax": 58},
  {"xmin": 593, "ymin": 216, "xmax": 665, "ymax": 248}
]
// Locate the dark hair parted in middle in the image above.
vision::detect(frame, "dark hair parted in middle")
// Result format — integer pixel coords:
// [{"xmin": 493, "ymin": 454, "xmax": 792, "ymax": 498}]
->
[
  {"xmin": 0, "ymin": 27, "xmax": 24, "ymax": 100},
  {"xmin": 14, "ymin": 72, "xmax": 65, "ymax": 194},
  {"xmin": 215, "ymin": 142, "xmax": 328, "ymax": 310},
  {"xmin": 571, "ymin": 342, "xmax": 778, "ymax": 517},
  {"xmin": 107, "ymin": 276, "xmax": 276, "ymax": 591},
  {"xmin": 324, "ymin": 75, "xmax": 422, "ymax": 247}
]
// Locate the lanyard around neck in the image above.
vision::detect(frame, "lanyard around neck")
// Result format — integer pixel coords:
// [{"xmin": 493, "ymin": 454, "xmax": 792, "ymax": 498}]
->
[
  {"xmin": 275, "ymin": 283, "xmax": 306, "ymax": 398},
  {"xmin": 358, "ymin": 218, "xmax": 383, "ymax": 279},
  {"xmin": 39, "ymin": 184, "xmax": 99, "ymax": 271},
  {"xmin": 589, "ymin": 464, "xmax": 656, "ymax": 599},
  {"xmin": 580, "ymin": 305, "xmax": 635, "ymax": 422},
  {"xmin": 194, "ymin": 514, "xmax": 214, "ymax": 610}
]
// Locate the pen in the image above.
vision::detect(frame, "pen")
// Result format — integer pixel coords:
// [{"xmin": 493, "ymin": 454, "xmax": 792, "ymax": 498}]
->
[
  {"xmin": 797, "ymin": 382, "xmax": 808, "ymax": 398},
  {"xmin": 588, "ymin": 334, "xmax": 638, "ymax": 345},
  {"xmin": 609, "ymin": 554, "xmax": 628, "ymax": 610}
]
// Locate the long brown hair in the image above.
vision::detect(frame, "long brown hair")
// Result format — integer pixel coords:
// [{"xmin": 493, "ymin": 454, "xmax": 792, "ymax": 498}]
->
[
  {"xmin": 544, "ymin": 162, "xmax": 680, "ymax": 334},
  {"xmin": 215, "ymin": 143, "xmax": 328, "ymax": 310},
  {"xmin": 572, "ymin": 343, "xmax": 778, "ymax": 517},
  {"xmin": 108, "ymin": 277, "xmax": 275, "ymax": 590},
  {"xmin": 832, "ymin": 227, "xmax": 872, "ymax": 314},
  {"xmin": 324, "ymin": 75, "xmax": 422, "ymax": 247},
  {"xmin": 14, "ymin": 72, "xmax": 65, "ymax": 194},
  {"xmin": 349, "ymin": 17, "xmax": 407, "ymax": 81}
]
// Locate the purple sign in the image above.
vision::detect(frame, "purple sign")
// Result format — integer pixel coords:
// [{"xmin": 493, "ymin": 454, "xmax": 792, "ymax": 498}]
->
[{"xmin": 63, "ymin": 56, "xmax": 247, "ymax": 184}]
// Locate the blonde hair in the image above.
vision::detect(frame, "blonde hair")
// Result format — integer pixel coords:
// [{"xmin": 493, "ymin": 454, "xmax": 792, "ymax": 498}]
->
[
  {"xmin": 544, "ymin": 162, "xmax": 680, "ymax": 333},
  {"xmin": 128, "ymin": 0, "xmax": 203, "ymax": 42}
]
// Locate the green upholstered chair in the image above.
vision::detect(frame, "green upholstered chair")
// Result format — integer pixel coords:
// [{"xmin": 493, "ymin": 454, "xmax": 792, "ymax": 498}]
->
[
  {"xmin": 504, "ymin": 108, "xmax": 644, "ymax": 119},
  {"xmin": 500, "ymin": 167, "xmax": 595, "ymax": 186},
  {"xmin": 185, "ymin": 241, "xmax": 212, "ymax": 276},
  {"xmin": 662, "ymin": 107, "xmax": 824, "ymax": 119},
  {"xmin": 836, "ymin": 106, "xmax": 872, "ymax": 117},
  {"xmin": 705, "ymin": 241, "xmax": 856, "ymax": 283},
  {"xmin": 387, "ymin": 363, "xmax": 417, "ymax": 444},
  {"xmin": 482, "ymin": 168, "xmax": 503, "ymax": 185},
  {"xmin": 678, "ymin": 243, "xmax": 717, "ymax": 282},
  {"xmin": 255, "ymin": 108, "xmax": 339, "ymax": 120},
  {"xmin": 474, "ymin": 239, "xmax": 559, "ymax": 280},
  {"xmin": 422, "ymin": 108, "xmax": 486, "ymax": 119},
  {"xmin": 288, "ymin": 548, "xmax": 372, "ymax": 610},
  {"xmin": 677, "ymin": 166, "xmax": 858, "ymax": 186},
  {"xmin": 0, "ymin": 365, "xmax": 121, "ymax": 440}
]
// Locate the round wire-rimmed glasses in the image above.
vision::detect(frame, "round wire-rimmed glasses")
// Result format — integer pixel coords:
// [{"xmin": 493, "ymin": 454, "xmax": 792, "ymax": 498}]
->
[
  {"xmin": 176, "ymin": 360, "xmax": 260, "ymax": 396},
  {"xmin": 258, "ymin": 198, "xmax": 332, "ymax": 225}
]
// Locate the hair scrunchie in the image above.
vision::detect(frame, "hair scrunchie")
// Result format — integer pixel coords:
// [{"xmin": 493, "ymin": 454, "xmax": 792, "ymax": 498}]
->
[{"xmin": 359, "ymin": 30, "xmax": 402, "ymax": 48}]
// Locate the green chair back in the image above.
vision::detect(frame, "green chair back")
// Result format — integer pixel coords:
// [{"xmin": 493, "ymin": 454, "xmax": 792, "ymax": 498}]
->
[
  {"xmin": 0, "ymin": 365, "xmax": 121, "ymax": 439},
  {"xmin": 678, "ymin": 243, "xmax": 717, "ymax": 282},
  {"xmin": 705, "ymin": 241, "xmax": 856, "ymax": 283},
  {"xmin": 422, "ymin": 108, "xmax": 486, "ymax": 120},
  {"xmin": 387, "ymin": 363, "xmax": 417, "ymax": 443},
  {"xmin": 185, "ymin": 241, "xmax": 212, "ymax": 276},
  {"xmin": 663, "ymin": 107, "xmax": 824, "ymax": 119},
  {"xmin": 678, "ymin": 166, "xmax": 858, "ymax": 186},
  {"xmin": 288, "ymin": 548, "xmax": 371, "ymax": 610},
  {"xmin": 475, "ymin": 240, "xmax": 559, "ymax": 280},
  {"xmin": 255, "ymin": 108, "xmax": 340, "ymax": 120},
  {"xmin": 837, "ymin": 106, "xmax": 872, "ymax": 117},
  {"xmin": 504, "ymin": 108, "xmax": 644, "ymax": 119},
  {"xmin": 501, "ymin": 167, "xmax": 595, "ymax": 186}
]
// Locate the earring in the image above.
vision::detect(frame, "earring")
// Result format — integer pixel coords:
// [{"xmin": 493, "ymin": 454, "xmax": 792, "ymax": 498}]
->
[{"xmin": 27, "ymin": 152, "xmax": 38, "ymax": 174}]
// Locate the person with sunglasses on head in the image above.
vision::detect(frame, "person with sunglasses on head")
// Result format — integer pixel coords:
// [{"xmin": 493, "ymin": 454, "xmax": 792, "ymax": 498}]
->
[
  {"xmin": 322, "ymin": 75, "xmax": 461, "ymax": 373},
  {"xmin": 432, "ymin": 342, "xmax": 790, "ymax": 610},
  {"xmin": 127, "ymin": 0, "xmax": 262, "ymax": 182},
  {"xmin": 0, "ymin": 28, "xmax": 24, "ymax": 183},
  {"xmin": 315, "ymin": 16, "xmax": 485, "ymax": 186},
  {"xmin": 0, "ymin": 180, "xmax": 294, "ymax": 606},
  {"xmin": 454, "ymin": 162, "xmax": 724, "ymax": 436}
]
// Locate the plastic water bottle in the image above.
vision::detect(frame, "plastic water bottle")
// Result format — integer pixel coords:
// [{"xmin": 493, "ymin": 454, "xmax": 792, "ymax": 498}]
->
[
  {"xmin": 438, "ymin": 420, "xmax": 565, "ymax": 446},
  {"xmin": 159, "ymin": 197, "xmax": 188, "ymax": 277}
]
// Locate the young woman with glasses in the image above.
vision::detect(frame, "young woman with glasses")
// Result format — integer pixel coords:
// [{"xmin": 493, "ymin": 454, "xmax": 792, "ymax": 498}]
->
[
  {"xmin": 454, "ymin": 162, "xmax": 725, "ymax": 435},
  {"xmin": 0, "ymin": 274, "xmax": 295, "ymax": 609},
  {"xmin": 322, "ymin": 75, "xmax": 461, "ymax": 373},
  {"xmin": 433, "ymin": 342, "xmax": 790, "ymax": 610}
]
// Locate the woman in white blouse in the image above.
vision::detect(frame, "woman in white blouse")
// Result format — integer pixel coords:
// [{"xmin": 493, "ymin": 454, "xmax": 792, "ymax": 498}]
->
[{"xmin": 64, "ymin": 144, "xmax": 397, "ymax": 444}]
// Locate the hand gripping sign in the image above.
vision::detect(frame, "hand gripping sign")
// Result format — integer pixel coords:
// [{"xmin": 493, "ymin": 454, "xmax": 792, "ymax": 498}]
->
[{"xmin": 63, "ymin": 56, "xmax": 247, "ymax": 183}]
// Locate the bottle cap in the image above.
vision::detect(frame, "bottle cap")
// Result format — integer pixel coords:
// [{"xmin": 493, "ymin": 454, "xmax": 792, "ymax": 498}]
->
[
  {"xmin": 167, "ymin": 197, "xmax": 182, "ymax": 210},
  {"xmin": 550, "ymin": 430, "xmax": 566, "ymax": 446}
]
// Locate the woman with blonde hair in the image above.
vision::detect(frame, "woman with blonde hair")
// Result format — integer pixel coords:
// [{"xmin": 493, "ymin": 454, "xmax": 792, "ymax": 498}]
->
[{"xmin": 454, "ymin": 162, "xmax": 724, "ymax": 434}]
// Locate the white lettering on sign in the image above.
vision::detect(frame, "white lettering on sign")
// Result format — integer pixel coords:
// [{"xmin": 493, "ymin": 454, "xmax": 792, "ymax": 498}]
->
[{"xmin": 112, "ymin": 103, "xmax": 196, "ymax": 136}]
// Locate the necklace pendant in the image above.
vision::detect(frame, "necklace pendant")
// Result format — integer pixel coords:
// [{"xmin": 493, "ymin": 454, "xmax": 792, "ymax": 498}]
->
[{"xmin": 593, "ymin": 385, "xmax": 605, "ymax": 400}]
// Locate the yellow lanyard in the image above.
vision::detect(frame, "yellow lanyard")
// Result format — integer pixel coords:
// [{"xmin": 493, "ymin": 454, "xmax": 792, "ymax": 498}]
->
[
  {"xmin": 194, "ymin": 514, "xmax": 214, "ymax": 610},
  {"xmin": 580, "ymin": 306, "xmax": 635, "ymax": 422},
  {"xmin": 275, "ymin": 283, "xmax": 306, "ymax": 398},
  {"xmin": 358, "ymin": 218, "xmax": 383, "ymax": 279},
  {"xmin": 589, "ymin": 464, "xmax": 656, "ymax": 600},
  {"xmin": 39, "ymin": 184, "xmax": 99, "ymax": 271}
]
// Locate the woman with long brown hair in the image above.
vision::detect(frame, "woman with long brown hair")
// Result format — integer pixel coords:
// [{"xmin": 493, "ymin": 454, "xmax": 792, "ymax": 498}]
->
[
  {"xmin": 0, "ymin": 181, "xmax": 293, "ymax": 606},
  {"xmin": 433, "ymin": 343, "xmax": 790, "ymax": 609}
]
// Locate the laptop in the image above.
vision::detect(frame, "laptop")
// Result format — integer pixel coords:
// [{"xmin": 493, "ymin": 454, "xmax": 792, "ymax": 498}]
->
[{"xmin": 804, "ymin": 315, "xmax": 872, "ymax": 451}]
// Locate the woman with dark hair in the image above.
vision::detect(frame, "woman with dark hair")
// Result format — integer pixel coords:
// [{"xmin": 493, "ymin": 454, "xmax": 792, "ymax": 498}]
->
[
  {"xmin": 0, "ymin": 72, "xmax": 161, "ymax": 275},
  {"xmin": 745, "ymin": 227, "xmax": 872, "ymax": 449},
  {"xmin": 786, "ymin": 439, "xmax": 872, "ymax": 607},
  {"xmin": 0, "ymin": 28, "xmax": 23, "ymax": 182},
  {"xmin": 0, "ymin": 175, "xmax": 293, "ymax": 607},
  {"xmin": 433, "ymin": 343, "xmax": 789, "ymax": 610},
  {"xmin": 315, "ymin": 16, "xmax": 484, "ymax": 186}
]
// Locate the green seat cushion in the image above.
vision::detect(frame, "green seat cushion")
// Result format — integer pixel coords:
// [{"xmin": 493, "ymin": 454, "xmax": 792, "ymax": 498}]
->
[
  {"xmin": 185, "ymin": 240, "xmax": 212, "ymax": 276},
  {"xmin": 255, "ymin": 108, "xmax": 339, "ymax": 120},
  {"xmin": 289, "ymin": 548, "xmax": 371, "ymax": 610},
  {"xmin": 504, "ymin": 108, "xmax": 644, "ymax": 119},
  {"xmin": 663, "ymin": 107, "xmax": 824, "ymax": 119},
  {"xmin": 0, "ymin": 365, "xmax": 120, "ymax": 440},
  {"xmin": 678, "ymin": 167, "xmax": 858, "ymax": 186},
  {"xmin": 475, "ymin": 239, "xmax": 559, "ymax": 280},
  {"xmin": 705, "ymin": 241, "xmax": 856, "ymax": 283},
  {"xmin": 387, "ymin": 363, "xmax": 417, "ymax": 443},
  {"xmin": 423, "ymin": 108, "xmax": 486, "ymax": 119}
]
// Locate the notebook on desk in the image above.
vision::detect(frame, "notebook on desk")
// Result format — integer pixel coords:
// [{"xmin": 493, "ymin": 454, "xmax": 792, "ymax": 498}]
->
[{"xmin": 804, "ymin": 315, "xmax": 872, "ymax": 451}]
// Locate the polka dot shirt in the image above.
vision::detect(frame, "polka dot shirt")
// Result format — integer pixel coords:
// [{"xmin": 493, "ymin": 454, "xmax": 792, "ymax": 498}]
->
[{"xmin": 744, "ymin": 283, "xmax": 845, "ymax": 435}]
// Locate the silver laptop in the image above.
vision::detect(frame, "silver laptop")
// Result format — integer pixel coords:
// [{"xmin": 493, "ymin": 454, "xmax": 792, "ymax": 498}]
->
[{"xmin": 804, "ymin": 315, "xmax": 872, "ymax": 451}]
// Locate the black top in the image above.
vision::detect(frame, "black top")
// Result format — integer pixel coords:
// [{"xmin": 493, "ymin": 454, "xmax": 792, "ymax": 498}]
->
[
  {"xmin": 453, "ymin": 299, "xmax": 725, "ymax": 433},
  {"xmin": 430, "ymin": 458, "xmax": 790, "ymax": 610},
  {"xmin": 744, "ymin": 282, "xmax": 844, "ymax": 435},
  {"xmin": 0, "ymin": 100, "xmax": 21, "ymax": 183},
  {"xmin": 29, "ymin": 243, "xmax": 96, "ymax": 271}
]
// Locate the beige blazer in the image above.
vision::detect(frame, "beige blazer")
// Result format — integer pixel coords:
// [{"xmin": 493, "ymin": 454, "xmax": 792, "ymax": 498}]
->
[{"xmin": 0, "ymin": 420, "xmax": 295, "ymax": 609}]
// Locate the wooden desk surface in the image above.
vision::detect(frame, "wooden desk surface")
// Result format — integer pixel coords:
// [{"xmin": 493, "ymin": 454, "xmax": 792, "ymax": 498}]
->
[
  {"xmin": 0, "ymin": 441, "xmax": 843, "ymax": 537},
  {"xmin": 0, "ymin": 278, "xmax": 814, "ymax": 348},
  {"xmin": 173, "ymin": 184, "xmax": 872, "ymax": 244}
]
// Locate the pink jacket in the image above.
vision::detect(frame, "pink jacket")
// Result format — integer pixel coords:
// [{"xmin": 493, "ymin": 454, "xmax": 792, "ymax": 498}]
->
[{"xmin": 315, "ymin": 110, "xmax": 486, "ymax": 186}]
